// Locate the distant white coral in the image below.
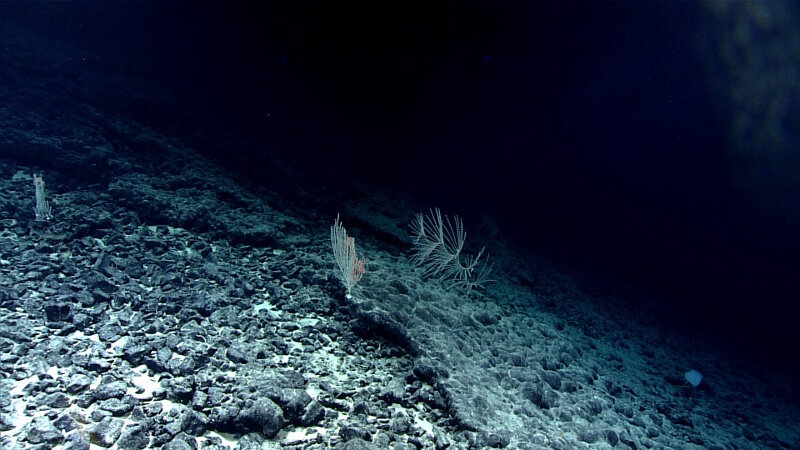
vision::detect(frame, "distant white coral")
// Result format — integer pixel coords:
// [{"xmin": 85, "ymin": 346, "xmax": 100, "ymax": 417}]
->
[{"xmin": 33, "ymin": 173, "xmax": 52, "ymax": 221}]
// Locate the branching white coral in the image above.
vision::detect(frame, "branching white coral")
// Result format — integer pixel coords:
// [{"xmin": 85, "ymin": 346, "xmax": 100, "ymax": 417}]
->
[{"xmin": 410, "ymin": 208, "xmax": 492, "ymax": 293}]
